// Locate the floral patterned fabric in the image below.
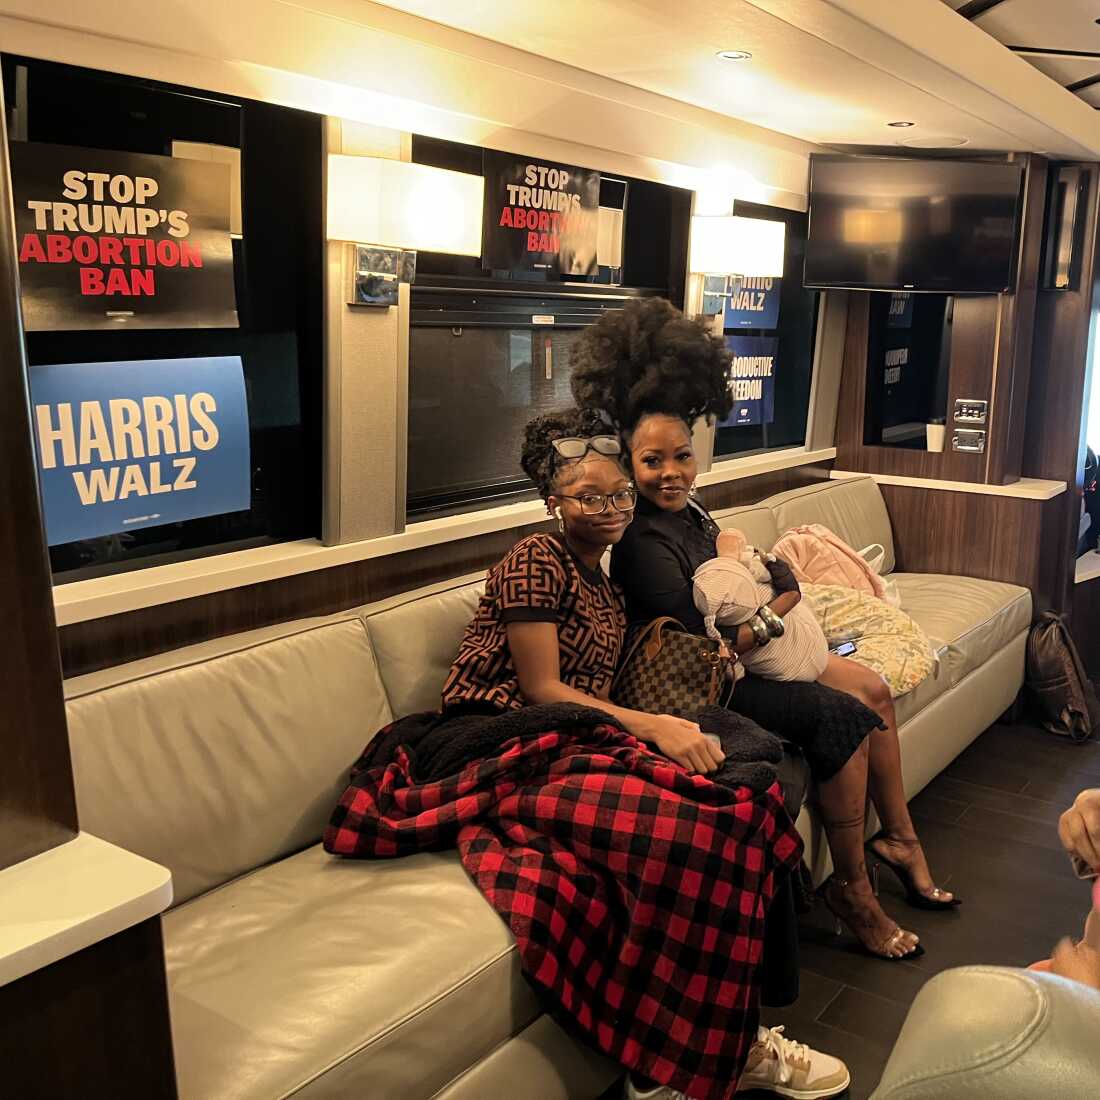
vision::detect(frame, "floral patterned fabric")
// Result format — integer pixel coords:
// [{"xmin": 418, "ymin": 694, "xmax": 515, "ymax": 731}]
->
[{"xmin": 802, "ymin": 583, "xmax": 936, "ymax": 697}]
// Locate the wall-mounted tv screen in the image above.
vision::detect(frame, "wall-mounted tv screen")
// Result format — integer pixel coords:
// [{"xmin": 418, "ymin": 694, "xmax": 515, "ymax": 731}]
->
[{"xmin": 804, "ymin": 155, "xmax": 1025, "ymax": 293}]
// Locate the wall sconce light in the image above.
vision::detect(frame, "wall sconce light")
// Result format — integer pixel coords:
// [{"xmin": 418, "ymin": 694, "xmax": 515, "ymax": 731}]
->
[
  {"xmin": 327, "ymin": 154, "xmax": 483, "ymax": 305},
  {"xmin": 327, "ymin": 154, "xmax": 484, "ymax": 255},
  {"xmin": 688, "ymin": 215, "xmax": 785, "ymax": 276}
]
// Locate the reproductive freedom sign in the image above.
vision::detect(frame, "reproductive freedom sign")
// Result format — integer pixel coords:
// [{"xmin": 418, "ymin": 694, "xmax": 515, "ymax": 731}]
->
[
  {"xmin": 719, "ymin": 335, "xmax": 777, "ymax": 427},
  {"xmin": 29, "ymin": 356, "xmax": 250, "ymax": 545},
  {"xmin": 10, "ymin": 141, "xmax": 238, "ymax": 330}
]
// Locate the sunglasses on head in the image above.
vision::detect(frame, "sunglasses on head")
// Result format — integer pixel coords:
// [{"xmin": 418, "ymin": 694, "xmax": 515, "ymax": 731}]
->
[{"xmin": 551, "ymin": 435, "xmax": 622, "ymax": 461}]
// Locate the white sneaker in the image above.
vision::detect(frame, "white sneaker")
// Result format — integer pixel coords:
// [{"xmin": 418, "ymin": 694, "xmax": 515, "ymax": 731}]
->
[
  {"xmin": 623, "ymin": 1074, "xmax": 687, "ymax": 1100},
  {"xmin": 735, "ymin": 1025, "xmax": 850, "ymax": 1098}
]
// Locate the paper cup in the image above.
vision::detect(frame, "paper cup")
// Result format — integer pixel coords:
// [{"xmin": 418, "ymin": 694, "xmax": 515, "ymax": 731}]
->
[{"xmin": 926, "ymin": 423, "xmax": 946, "ymax": 452}]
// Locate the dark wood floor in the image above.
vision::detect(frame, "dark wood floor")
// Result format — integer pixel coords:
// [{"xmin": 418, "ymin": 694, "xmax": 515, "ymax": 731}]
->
[{"xmin": 745, "ymin": 719, "xmax": 1100, "ymax": 1100}]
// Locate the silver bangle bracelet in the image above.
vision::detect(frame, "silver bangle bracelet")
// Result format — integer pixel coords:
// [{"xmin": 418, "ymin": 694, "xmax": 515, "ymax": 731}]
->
[
  {"xmin": 747, "ymin": 614, "xmax": 771, "ymax": 647},
  {"xmin": 757, "ymin": 605, "xmax": 785, "ymax": 638}
]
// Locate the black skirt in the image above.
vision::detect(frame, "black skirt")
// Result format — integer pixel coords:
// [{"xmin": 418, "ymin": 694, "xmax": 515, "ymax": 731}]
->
[{"xmin": 729, "ymin": 673, "xmax": 883, "ymax": 782}]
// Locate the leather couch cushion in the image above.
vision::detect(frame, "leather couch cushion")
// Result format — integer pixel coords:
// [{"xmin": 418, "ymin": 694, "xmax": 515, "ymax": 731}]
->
[
  {"xmin": 365, "ymin": 575, "xmax": 484, "ymax": 717},
  {"xmin": 714, "ymin": 505, "xmax": 779, "ymax": 551},
  {"xmin": 890, "ymin": 574, "xmax": 1031, "ymax": 686},
  {"xmin": 165, "ymin": 844, "xmax": 541, "ymax": 1100},
  {"xmin": 771, "ymin": 477, "xmax": 896, "ymax": 573},
  {"xmin": 66, "ymin": 616, "xmax": 392, "ymax": 905}
]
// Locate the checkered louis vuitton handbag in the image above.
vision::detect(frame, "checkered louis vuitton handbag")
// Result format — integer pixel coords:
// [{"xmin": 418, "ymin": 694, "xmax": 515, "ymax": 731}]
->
[{"xmin": 612, "ymin": 616, "xmax": 736, "ymax": 716}]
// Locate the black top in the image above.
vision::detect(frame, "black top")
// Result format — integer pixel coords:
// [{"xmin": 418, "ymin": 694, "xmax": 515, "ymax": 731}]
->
[{"xmin": 610, "ymin": 494, "xmax": 721, "ymax": 633}]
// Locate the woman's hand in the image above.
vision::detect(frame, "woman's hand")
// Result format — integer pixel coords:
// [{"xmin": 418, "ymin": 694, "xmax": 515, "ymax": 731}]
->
[
  {"xmin": 628, "ymin": 713, "xmax": 725, "ymax": 774},
  {"xmin": 765, "ymin": 556, "xmax": 800, "ymax": 596},
  {"xmin": 1059, "ymin": 789, "xmax": 1100, "ymax": 874},
  {"xmin": 1050, "ymin": 936, "xmax": 1100, "ymax": 992}
]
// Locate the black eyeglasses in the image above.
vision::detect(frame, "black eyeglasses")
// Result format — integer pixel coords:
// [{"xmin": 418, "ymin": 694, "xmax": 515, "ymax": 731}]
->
[
  {"xmin": 551, "ymin": 435, "xmax": 622, "ymax": 461},
  {"xmin": 556, "ymin": 488, "xmax": 637, "ymax": 515}
]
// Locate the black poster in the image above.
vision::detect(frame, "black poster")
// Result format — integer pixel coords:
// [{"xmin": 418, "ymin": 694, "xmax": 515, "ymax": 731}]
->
[
  {"xmin": 481, "ymin": 150, "xmax": 599, "ymax": 275},
  {"xmin": 10, "ymin": 141, "xmax": 238, "ymax": 331}
]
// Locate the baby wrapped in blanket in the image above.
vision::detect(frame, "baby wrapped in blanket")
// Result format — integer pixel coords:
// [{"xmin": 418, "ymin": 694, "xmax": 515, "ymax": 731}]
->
[{"xmin": 693, "ymin": 529, "xmax": 829, "ymax": 682}]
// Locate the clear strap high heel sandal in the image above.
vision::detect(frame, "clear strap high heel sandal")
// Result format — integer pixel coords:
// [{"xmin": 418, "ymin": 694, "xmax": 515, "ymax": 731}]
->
[
  {"xmin": 817, "ymin": 875, "xmax": 925, "ymax": 962},
  {"xmin": 866, "ymin": 832, "xmax": 961, "ymax": 911}
]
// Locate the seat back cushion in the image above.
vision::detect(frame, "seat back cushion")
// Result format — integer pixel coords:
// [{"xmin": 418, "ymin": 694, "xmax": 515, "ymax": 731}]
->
[
  {"xmin": 65, "ymin": 615, "xmax": 392, "ymax": 905},
  {"xmin": 366, "ymin": 577, "xmax": 485, "ymax": 718},
  {"xmin": 714, "ymin": 504, "xmax": 779, "ymax": 552},
  {"xmin": 769, "ymin": 477, "xmax": 896, "ymax": 573}
]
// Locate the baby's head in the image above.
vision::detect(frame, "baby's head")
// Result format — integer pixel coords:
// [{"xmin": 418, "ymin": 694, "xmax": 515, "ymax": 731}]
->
[{"xmin": 716, "ymin": 528, "xmax": 748, "ymax": 558}]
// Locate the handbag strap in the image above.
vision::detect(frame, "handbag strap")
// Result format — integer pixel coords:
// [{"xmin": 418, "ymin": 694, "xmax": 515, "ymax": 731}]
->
[{"xmin": 614, "ymin": 616, "xmax": 685, "ymax": 683}]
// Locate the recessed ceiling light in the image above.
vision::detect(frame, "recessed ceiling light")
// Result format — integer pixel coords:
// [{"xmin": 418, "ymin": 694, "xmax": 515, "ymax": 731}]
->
[
  {"xmin": 888, "ymin": 121, "xmax": 916, "ymax": 128},
  {"xmin": 716, "ymin": 50, "xmax": 752, "ymax": 61}
]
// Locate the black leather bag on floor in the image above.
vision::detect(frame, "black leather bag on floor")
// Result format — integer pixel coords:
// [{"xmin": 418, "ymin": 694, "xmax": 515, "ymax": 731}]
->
[{"xmin": 1025, "ymin": 612, "xmax": 1100, "ymax": 742}]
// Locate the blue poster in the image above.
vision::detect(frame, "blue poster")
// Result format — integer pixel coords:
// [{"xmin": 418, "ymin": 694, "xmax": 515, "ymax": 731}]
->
[
  {"xmin": 719, "ymin": 336, "xmax": 777, "ymax": 427},
  {"xmin": 887, "ymin": 292, "xmax": 914, "ymax": 329},
  {"xmin": 724, "ymin": 276, "xmax": 781, "ymax": 329},
  {"xmin": 29, "ymin": 356, "xmax": 250, "ymax": 545}
]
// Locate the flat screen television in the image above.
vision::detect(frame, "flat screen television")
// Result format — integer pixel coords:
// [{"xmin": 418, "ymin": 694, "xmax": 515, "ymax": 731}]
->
[{"xmin": 804, "ymin": 155, "xmax": 1025, "ymax": 293}]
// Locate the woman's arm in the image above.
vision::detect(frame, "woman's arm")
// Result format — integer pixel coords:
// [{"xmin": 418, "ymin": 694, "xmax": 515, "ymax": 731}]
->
[
  {"xmin": 615, "ymin": 532, "xmax": 798, "ymax": 656},
  {"xmin": 505, "ymin": 620, "xmax": 725, "ymax": 775}
]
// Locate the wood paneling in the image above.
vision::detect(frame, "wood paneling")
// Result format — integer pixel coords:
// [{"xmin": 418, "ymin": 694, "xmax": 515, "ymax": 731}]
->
[
  {"xmin": 698, "ymin": 464, "xmax": 831, "ymax": 512},
  {"xmin": 58, "ymin": 467, "xmax": 832, "ymax": 678},
  {"xmin": 987, "ymin": 157, "xmax": 1048, "ymax": 485},
  {"xmin": 1072, "ymin": 576, "xmax": 1100, "ymax": 681},
  {"xmin": 879, "ymin": 483, "xmax": 1051, "ymax": 596},
  {"xmin": 0, "ymin": 917, "xmax": 177, "ymax": 1099},
  {"xmin": 1026, "ymin": 165, "xmax": 1100, "ymax": 617},
  {"xmin": 836, "ymin": 294, "xmax": 992, "ymax": 482},
  {"xmin": 0, "ymin": 86, "xmax": 77, "ymax": 870},
  {"xmin": 836, "ymin": 156, "xmax": 1049, "ymax": 489}
]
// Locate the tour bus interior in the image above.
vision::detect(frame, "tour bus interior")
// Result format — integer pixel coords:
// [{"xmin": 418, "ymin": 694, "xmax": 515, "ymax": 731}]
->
[{"xmin": 4, "ymin": 2, "xmax": 1100, "ymax": 1099}]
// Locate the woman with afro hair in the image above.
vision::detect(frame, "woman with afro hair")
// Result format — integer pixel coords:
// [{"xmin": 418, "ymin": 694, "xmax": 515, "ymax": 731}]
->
[{"xmin": 573, "ymin": 297, "xmax": 957, "ymax": 965}]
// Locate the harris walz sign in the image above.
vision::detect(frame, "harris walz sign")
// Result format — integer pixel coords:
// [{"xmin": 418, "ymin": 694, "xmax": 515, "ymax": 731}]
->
[
  {"xmin": 482, "ymin": 150, "xmax": 599, "ymax": 275},
  {"xmin": 10, "ymin": 141, "xmax": 238, "ymax": 331}
]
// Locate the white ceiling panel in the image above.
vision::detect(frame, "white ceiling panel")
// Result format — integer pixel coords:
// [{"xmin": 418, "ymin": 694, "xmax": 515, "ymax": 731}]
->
[
  {"xmin": 370, "ymin": 0, "xmax": 1052, "ymax": 149},
  {"xmin": 372, "ymin": 0, "xmax": 1100, "ymax": 153},
  {"xmin": 973, "ymin": 0, "xmax": 1100, "ymax": 55}
]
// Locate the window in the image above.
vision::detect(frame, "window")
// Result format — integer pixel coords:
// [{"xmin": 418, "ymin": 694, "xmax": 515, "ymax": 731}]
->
[
  {"xmin": 406, "ymin": 289, "xmax": 634, "ymax": 516},
  {"xmin": 712, "ymin": 202, "xmax": 819, "ymax": 460},
  {"xmin": 3, "ymin": 56, "xmax": 323, "ymax": 580}
]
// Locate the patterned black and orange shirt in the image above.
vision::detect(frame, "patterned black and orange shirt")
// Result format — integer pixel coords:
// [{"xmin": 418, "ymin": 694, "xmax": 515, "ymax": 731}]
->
[{"xmin": 441, "ymin": 533, "xmax": 627, "ymax": 713}]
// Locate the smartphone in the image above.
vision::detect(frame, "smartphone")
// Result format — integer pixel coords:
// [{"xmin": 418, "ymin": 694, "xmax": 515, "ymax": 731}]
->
[{"xmin": 833, "ymin": 641, "xmax": 858, "ymax": 658}]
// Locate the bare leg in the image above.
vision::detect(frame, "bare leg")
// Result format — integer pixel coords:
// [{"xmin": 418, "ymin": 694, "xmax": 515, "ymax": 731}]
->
[
  {"xmin": 818, "ymin": 655, "xmax": 953, "ymax": 903},
  {"xmin": 816, "ymin": 736, "xmax": 920, "ymax": 957}
]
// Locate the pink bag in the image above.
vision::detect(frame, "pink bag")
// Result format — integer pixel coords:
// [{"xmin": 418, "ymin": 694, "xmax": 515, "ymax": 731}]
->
[{"xmin": 771, "ymin": 524, "xmax": 888, "ymax": 599}]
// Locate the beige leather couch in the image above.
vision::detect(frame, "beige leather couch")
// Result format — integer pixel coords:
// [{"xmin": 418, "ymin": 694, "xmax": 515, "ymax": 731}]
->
[
  {"xmin": 871, "ymin": 965, "xmax": 1100, "ymax": 1097},
  {"xmin": 62, "ymin": 476, "xmax": 1031, "ymax": 1098}
]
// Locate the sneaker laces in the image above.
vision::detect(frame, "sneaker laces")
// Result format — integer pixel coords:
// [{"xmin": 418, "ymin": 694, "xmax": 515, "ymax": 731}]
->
[{"xmin": 755, "ymin": 1025, "xmax": 809, "ymax": 1086}]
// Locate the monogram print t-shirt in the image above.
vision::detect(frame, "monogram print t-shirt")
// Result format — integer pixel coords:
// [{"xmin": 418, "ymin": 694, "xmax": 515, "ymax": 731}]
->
[{"xmin": 441, "ymin": 533, "xmax": 627, "ymax": 712}]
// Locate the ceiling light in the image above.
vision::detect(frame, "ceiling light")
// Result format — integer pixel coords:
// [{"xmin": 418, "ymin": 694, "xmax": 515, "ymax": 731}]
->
[
  {"xmin": 716, "ymin": 50, "xmax": 752, "ymax": 61},
  {"xmin": 888, "ymin": 121, "xmax": 916, "ymax": 128}
]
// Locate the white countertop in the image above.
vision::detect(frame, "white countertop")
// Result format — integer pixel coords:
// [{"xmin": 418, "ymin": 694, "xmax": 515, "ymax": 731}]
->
[
  {"xmin": 0, "ymin": 833, "xmax": 172, "ymax": 988},
  {"xmin": 830, "ymin": 470, "xmax": 1067, "ymax": 501}
]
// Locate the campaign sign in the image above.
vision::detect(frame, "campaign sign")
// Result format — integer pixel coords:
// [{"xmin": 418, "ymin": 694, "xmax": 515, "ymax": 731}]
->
[
  {"xmin": 720, "ymin": 336, "xmax": 777, "ymax": 427},
  {"xmin": 724, "ymin": 276, "xmax": 781, "ymax": 329},
  {"xmin": 29, "ymin": 356, "xmax": 250, "ymax": 545},
  {"xmin": 482, "ymin": 150, "xmax": 599, "ymax": 275},
  {"xmin": 9, "ymin": 141, "xmax": 238, "ymax": 331},
  {"xmin": 887, "ymin": 292, "xmax": 914, "ymax": 329}
]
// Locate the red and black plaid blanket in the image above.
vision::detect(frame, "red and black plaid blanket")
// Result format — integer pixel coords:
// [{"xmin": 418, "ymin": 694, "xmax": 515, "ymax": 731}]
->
[{"xmin": 325, "ymin": 705, "xmax": 802, "ymax": 1100}]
